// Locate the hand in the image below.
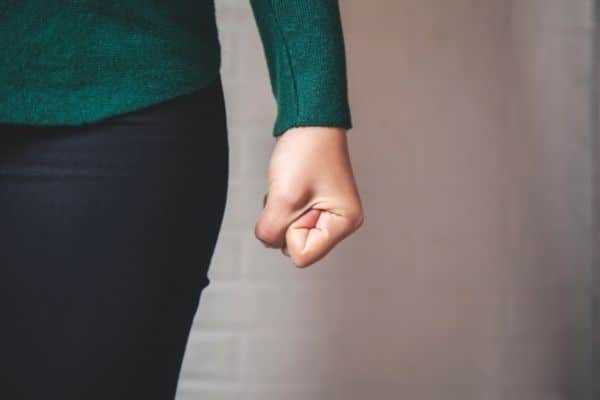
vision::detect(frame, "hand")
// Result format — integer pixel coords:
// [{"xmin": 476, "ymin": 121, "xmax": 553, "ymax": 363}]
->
[{"xmin": 254, "ymin": 126, "xmax": 365, "ymax": 268}]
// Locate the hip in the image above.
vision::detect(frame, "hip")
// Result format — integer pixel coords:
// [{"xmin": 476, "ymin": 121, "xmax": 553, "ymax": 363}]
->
[{"xmin": 0, "ymin": 74, "xmax": 229, "ymax": 180}]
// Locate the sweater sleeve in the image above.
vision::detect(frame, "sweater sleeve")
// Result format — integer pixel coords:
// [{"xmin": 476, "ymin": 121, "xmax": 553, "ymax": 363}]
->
[{"xmin": 249, "ymin": 0, "xmax": 353, "ymax": 137}]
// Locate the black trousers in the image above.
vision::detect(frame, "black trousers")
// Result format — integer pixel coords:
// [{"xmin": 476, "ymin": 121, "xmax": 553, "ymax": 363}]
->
[{"xmin": 0, "ymin": 76, "xmax": 229, "ymax": 399}]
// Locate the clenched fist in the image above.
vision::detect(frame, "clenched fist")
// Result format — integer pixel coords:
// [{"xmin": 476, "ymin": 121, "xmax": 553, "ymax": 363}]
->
[{"xmin": 254, "ymin": 126, "xmax": 364, "ymax": 268}]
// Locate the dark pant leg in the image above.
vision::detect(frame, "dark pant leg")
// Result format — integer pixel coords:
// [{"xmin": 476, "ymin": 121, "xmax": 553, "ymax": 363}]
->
[{"xmin": 0, "ymin": 76, "xmax": 229, "ymax": 399}]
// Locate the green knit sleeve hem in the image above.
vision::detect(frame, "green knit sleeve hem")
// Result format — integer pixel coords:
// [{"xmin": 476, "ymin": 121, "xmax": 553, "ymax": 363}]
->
[{"xmin": 249, "ymin": 0, "xmax": 353, "ymax": 137}]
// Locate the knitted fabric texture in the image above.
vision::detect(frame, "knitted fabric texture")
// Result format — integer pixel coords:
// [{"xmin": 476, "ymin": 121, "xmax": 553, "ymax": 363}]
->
[{"xmin": 0, "ymin": 0, "xmax": 352, "ymax": 137}]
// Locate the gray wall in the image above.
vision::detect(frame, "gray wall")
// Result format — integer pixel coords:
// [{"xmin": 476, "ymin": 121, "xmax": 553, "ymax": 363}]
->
[{"xmin": 176, "ymin": 1, "xmax": 597, "ymax": 399}]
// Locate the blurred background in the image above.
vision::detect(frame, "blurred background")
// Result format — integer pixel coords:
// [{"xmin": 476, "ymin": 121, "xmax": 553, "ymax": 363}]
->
[{"xmin": 176, "ymin": 1, "xmax": 599, "ymax": 399}]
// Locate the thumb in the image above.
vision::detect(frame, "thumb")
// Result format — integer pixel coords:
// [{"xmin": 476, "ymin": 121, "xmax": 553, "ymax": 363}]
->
[{"xmin": 285, "ymin": 208, "xmax": 354, "ymax": 268}]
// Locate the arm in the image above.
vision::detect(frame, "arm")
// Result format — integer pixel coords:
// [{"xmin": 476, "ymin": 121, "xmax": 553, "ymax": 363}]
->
[
  {"xmin": 251, "ymin": 1, "xmax": 364, "ymax": 268},
  {"xmin": 249, "ymin": 0, "xmax": 353, "ymax": 137}
]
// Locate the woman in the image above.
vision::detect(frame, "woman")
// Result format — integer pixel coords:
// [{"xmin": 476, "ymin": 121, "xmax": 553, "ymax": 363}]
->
[{"xmin": 0, "ymin": 1, "xmax": 364, "ymax": 398}]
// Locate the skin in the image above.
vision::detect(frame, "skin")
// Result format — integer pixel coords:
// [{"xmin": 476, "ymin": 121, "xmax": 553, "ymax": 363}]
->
[{"xmin": 254, "ymin": 126, "xmax": 365, "ymax": 268}]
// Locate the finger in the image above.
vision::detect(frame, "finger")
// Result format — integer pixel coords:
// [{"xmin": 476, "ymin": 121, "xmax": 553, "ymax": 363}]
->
[
  {"xmin": 255, "ymin": 192, "xmax": 299, "ymax": 248},
  {"xmin": 286, "ymin": 209, "xmax": 357, "ymax": 268}
]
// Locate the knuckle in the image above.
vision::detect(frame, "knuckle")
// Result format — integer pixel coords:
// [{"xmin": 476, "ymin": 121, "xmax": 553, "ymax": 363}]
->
[
  {"xmin": 347, "ymin": 208, "xmax": 365, "ymax": 229},
  {"xmin": 255, "ymin": 223, "xmax": 276, "ymax": 245},
  {"xmin": 354, "ymin": 213, "xmax": 365, "ymax": 228}
]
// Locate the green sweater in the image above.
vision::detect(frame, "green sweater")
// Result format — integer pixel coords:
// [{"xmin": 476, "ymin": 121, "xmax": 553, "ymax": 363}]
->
[{"xmin": 0, "ymin": 1, "xmax": 353, "ymax": 137}]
